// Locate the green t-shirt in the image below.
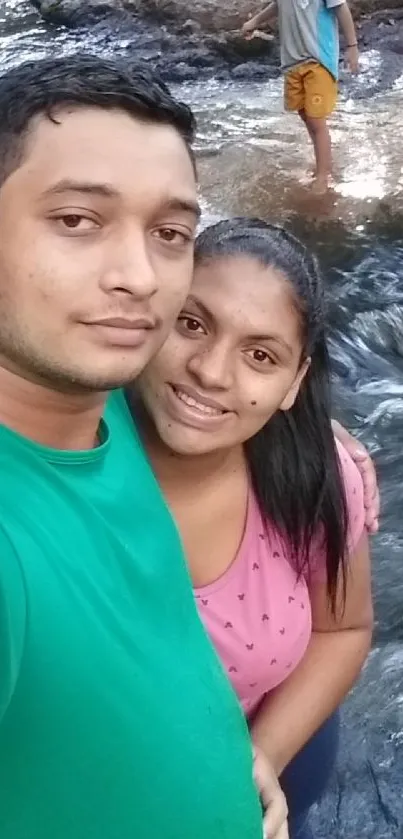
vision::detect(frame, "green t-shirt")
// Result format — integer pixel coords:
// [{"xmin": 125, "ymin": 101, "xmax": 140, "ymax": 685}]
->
[{"xmin": 0, "ymin": 390, "xmax": 262, "ymax": 839}]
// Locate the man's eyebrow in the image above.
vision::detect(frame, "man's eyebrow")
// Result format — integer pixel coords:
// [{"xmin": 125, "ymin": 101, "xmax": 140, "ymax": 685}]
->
[
  {"xmin": 43, "ymin": 179, "xmax": 119, "ymax": 198},
  {"xmin": 163, "ymin": 197, "xmax": 201, "ymax": 220},
  {"xmin": 42, "ymin": 180, "xmax": 201, "ymax": 219}
]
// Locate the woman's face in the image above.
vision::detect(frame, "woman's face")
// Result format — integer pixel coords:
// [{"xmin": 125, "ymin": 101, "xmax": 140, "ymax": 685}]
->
[{"xmin": 138, "ymin": 254, "xmax": 310, "ymax": 456}]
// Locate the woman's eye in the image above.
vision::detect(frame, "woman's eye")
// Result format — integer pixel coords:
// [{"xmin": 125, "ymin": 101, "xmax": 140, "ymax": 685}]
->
[
  {"xmin": 178, "ymin": 316, "xmax": 203, "ymax": 333},
  {"xmin": 247, "ymin": 348, "xmax": 274, "ymax": 365}
]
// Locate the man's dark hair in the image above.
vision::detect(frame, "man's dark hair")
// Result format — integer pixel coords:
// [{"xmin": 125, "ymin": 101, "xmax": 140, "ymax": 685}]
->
[{"xmin": 0, "ymin": 54, "xmax": 196, "ymax": 185}]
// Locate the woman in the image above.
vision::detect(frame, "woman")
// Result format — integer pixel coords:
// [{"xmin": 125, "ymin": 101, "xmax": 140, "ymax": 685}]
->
[{"xmin": 127, "ymin": 218, "xmax": 374, "ymax": 839}]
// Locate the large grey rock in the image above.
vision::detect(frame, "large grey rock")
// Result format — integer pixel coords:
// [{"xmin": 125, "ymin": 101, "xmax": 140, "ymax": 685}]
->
[
  {"xmin": 30, "ymin": 0, "xmax": 275, "ymax": 61},
  {"xmin": 29, "ymin": 0, "xmax": 403, "ymax": 67},
  {"xmin": 135, "ymin": 0, "xmax": 256, "ymax": 30},
  {"xmin": 30, "ymin": 0, "xmax": 403, "ymax": 29},
  {"xmin": 31, "ymin": 0, "xmax": 255, "ymax": 29},
  {"xmin": 311, "ymin": 643, "xmax": 403, "ymax": 838}
]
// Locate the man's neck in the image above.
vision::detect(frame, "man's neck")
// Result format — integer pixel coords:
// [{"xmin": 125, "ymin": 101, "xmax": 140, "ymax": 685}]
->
[{"xmin": 0, "ymin": 365, "xmax": 106, "ymax": 450}]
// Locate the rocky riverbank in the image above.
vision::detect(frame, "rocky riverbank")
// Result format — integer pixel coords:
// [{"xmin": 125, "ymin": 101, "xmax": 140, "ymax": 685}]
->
[{"xmin": 29, "ymin": 0, "xmax": 403, "ymax": 89}]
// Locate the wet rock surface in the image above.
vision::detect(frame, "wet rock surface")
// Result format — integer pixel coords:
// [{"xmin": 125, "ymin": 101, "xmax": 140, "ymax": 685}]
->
[
  {"xmin": 31, "ymin": 0, "xmax": 403, "ymax": 27},
  {"xmin": 3, "ymin": 1, "xmax": 403, "ymax": 837},
  {"xmin": 27, "ymin": 0, "xmax": 403, "ymax": 88},
  {"xmin": 312, "ymin": 235, "xmax": 403, "ymax": 838},
  {"xmin": 311, "ymin": 645, "xmax": 403, "ymax": 838}
]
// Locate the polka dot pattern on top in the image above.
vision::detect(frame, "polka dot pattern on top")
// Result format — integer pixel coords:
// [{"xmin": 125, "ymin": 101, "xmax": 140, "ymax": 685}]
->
[{"xmin": 195, "ymin": 440, "xmax": 366, "ymax": 716}]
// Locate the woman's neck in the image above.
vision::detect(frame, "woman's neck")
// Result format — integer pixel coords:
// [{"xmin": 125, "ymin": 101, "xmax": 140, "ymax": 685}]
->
[{"xmin": 137, "ymin": 406, "xmax": 245, "ymax": 493}]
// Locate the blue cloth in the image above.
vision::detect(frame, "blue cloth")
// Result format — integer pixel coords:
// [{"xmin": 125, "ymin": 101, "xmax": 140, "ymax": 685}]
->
[
  {"xmin": 280, "ymin": 712, "xmax": 340, "ymax": 839},
  {"xmin": 278, "ymin": 0, "xmax": 344, "ymax": 80}
]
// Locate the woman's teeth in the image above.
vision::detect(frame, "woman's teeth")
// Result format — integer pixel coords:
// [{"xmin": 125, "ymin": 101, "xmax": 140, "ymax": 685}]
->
[{"xmin": 173, "ymin": 387, "xmax": 224, "ymax": 417}]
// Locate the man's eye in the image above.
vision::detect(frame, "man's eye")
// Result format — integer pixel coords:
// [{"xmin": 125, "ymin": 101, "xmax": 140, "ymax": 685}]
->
[
  {"xmin": 51, "ymin": 213, "xmax": 99, "ymax": 232},
  {"xmin": 156, "ymin": 228, "xmax": 191, "ymax": 245}
]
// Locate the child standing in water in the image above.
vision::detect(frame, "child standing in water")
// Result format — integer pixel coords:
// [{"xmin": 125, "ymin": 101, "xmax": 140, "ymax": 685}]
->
[{"xmin": 242, "ymin": 0, "xmax": 359, "ymax": 192}]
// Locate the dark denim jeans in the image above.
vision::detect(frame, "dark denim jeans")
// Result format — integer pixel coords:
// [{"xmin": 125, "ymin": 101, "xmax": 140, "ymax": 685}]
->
[{"xmin": 279, "ymin": 712, "xmax": 340, "ymax": 839}]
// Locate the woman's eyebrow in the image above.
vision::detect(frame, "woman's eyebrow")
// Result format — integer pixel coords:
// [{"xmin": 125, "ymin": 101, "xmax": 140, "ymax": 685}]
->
[
  {"xmin": 246, "ymin": 333, "xmax": 294, "ymax": 356},
  {"xmin": 185, "ymin": 296, "xmax": 294, "ymax": 356},
  {"xmin": 184, "ymin": 295, "xmax": 213, "ymax": 321}
]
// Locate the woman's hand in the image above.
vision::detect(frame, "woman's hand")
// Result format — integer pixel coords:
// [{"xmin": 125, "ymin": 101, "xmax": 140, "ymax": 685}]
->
[
  {"xmin": 331, "ymin": 420, "xmax": 380, "ymax": 534},
  {"xmin": 253, "ymin": 745, "xmax": 289, "ymax": 839}
]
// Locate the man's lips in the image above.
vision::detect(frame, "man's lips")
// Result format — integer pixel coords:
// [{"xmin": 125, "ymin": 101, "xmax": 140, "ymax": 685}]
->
[
  {"xmin": 82, "ymin": 316, "xmax": 157, "ymax": 348},
  {"xmin": 87, "ymin": 316, "xmax": 156, "ymax": 330}
]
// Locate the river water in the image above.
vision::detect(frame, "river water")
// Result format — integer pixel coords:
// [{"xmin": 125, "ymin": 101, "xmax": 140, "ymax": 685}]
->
[{"xmin": 3, "ymin": 1, "xmax": 403, "ymax": 836}]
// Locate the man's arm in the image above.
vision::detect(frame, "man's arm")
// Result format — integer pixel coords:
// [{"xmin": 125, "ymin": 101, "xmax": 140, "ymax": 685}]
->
[
  {"xmin": 331, "ymin": 420, "xmax": 380, "ymax": 533},
  {"xmin": 241, "ymin": 2, "xmax": 278, "ymax": 37}
]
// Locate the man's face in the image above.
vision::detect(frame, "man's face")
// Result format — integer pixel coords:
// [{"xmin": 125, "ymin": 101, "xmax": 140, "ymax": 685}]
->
[{"xmin": 0, "ymin": 106, "xmax": 198, "ymax": 392}]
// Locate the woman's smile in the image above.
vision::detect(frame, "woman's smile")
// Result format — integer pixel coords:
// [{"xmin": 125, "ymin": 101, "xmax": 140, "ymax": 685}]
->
[{"xmin": 165, "ymin": 382, "xmax": 234, "ymax": 430}]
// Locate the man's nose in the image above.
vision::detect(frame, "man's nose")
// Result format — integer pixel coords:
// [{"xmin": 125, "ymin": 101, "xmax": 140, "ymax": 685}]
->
[{"xmin": 100, "ymin": 231, "xmax": 158, "ymax": 300}]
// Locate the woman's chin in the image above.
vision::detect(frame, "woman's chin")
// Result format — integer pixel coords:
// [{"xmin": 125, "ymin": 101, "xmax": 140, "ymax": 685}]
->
[{"xmin": 157, "ymin": 419, "xmax": 223, "ymax": 458}]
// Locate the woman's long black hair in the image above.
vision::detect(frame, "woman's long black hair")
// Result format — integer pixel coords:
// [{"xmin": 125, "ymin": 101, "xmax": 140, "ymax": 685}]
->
[{"xmin": 195, "ymin": 217, "xmax": 348, "ymax": 611}]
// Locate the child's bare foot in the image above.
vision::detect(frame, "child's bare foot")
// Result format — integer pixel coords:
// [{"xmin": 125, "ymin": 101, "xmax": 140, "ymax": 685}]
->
[{"xmin": 311, "ymin": 174, "xmax": 329, "ymax": 194}]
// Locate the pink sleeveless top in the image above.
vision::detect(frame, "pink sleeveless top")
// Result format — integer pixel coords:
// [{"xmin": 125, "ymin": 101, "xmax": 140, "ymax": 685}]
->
[{"xmin": 195, "ymin": 441, "xmax": 365, "ymax": 717}]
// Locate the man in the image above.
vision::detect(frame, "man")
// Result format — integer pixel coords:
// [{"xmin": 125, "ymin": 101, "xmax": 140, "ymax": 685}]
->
[{"xmin": 0, "ymin": 54, "xmax": 267, "ymax": 839}]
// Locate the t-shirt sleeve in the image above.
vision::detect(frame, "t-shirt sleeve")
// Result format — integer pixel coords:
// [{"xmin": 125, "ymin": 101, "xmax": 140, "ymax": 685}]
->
[
  {"xmin": 307, "ymin": 438, "xmax": 366, "ymax": 583},
  {"xmin": 325, "ymin": 0, "xmax": 346, "ymax": 9},
  {"xmin": 0, "ymin": 527, "xmax": 26, "ymax": 720}
]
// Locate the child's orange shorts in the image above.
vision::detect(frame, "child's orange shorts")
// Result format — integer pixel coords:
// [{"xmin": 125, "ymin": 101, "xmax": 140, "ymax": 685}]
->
[{"xmin": 284, "ymin": 61, "xmax": 337, "ymax": 119}]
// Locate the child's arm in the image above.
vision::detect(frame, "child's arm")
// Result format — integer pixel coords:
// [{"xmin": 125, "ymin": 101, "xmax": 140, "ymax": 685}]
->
[
  {"xmin": 333, "ymin": 2, "xmax": 359, "ymax": 72},
  {"xmin": 241, "ymin": 2, "xmax": 278, "ymax": 38}
]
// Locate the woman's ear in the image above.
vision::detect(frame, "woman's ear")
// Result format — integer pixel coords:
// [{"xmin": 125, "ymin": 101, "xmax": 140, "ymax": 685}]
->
[{"xmin": 279, "ymin": 357, "xmax": 311, "ymax": 412}]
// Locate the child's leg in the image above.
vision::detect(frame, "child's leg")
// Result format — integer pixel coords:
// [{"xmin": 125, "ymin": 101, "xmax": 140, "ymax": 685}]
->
[
  {"xmin": 302, "ymin": 114, "xmax": 332, "ymax": 188},
  {"xmin": 302, "ymin": 63, "xmax": 337, "ymax": 191},
  {"xmin": 297, "ymin": 109, "xmax": 317, "ymax": 171},
  {"xmin": 284, "ymin": 66, "xmax": 305, "ymax": 132}
]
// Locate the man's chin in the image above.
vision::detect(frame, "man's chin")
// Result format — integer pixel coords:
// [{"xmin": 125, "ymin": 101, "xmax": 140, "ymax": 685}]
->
[
  {"xmin": 58, "ymin": 364, "xmax": 153, "ymax": 395},
  {"xmin": 75, "ymin": 342, "xmax": 163, "ymax": 392}
]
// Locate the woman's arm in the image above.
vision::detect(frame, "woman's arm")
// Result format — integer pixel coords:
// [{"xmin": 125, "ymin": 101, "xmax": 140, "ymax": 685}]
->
[{"xmin": 250, "ymin": 531, "xmax": 373, "ymax": 775}]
